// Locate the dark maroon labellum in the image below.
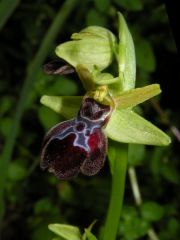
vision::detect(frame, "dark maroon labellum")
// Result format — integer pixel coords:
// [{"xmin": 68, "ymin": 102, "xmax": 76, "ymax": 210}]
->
[{"xmin": 40, "ymin": 98, "xmax": 111, "ymax": 180}]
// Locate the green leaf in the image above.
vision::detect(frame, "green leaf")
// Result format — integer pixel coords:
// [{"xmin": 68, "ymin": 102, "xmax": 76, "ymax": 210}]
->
[
  {"xmin": 82, "ymin": 220, "xmax": 97, "ymax": 240},
  {"xmin": 48, "ymin": 224, "xmax": 81, "ymax": 240},
  {"xmin": 114, "ymin": 0, "xmax": 143, "ymax": 11},
  {"xmin": 119, "ymin": 205, "xmax": 150, "ymax": 239},
  {"xmin": 115, "ymin": 84, "xmax": 161, "ymax": 109},
  {"xmin": 141, "ymin": 202, "xmax": 164, "ymax": 222},
  {"xmin": 84, "ymin": 229, "xmax": 97, "ymax": 240},
  {"xmin": 113, "ymin": 12, "xmax": 136, "ymax": 92},
  {"xmin": 119, "ymin": 217, "xmax": 149, "ymax": 240},
  {"xmin": 159, "ymin": 218, "xmax": 179, "ymax": 240},
  {"xmin": 40, "ymin": 96, "xmax": 82, "ymax": 119},
  {"xmin": 105, "ymin": 109, "xmax": 171, "ymax": 146},
  {"xmin": 121, "ymin": 205, "xmax": 138, "ymax": 220}
]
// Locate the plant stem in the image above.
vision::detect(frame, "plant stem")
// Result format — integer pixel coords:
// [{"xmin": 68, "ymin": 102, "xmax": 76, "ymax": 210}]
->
[
  {"xmin": 0, "ymin": 0, "xmax": 21, "ymax": 31},
  {"xmin": 128, "ymin": 166, "xmax": 142, "ymax": 206},
  {"xmin": 103, "ymin": 143, "xmax": 128, "ymax": 240},
  {"xmin": 0, "ymin": 0, "xmax": 77, "ymax": 226},
  {"xmin": 128, "ymin": 166, "xmax": 160, "ymax": 240}
]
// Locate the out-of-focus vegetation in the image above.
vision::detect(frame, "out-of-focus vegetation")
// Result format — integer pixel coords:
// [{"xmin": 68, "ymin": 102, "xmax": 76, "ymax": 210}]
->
[{"xmin": 0, "ymin": 0, "xmax": 179, "ymax": 240}]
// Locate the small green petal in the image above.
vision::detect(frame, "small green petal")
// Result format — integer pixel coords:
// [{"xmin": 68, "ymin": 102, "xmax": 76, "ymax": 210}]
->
[
  {"xmin": 83, "ymin": 229, "xmax": 97, "ymax": 240},
  {"xmin": 112, "ymin": 12, "xmax": 136, "ymax": 93},
  {"xmin": 48, "ymin": 224, "xmax": 81, "ymax": 240},
  {"xmin": 105, "ymin": 109, "xmax": 171, "ymax": 146},
  {"xmin": 40, "ymin": 95, "xmax": 82, "ymax": 119},
  {"xmin": 115, "ymin": 84, "xmax": 161, "ymax": 109}
]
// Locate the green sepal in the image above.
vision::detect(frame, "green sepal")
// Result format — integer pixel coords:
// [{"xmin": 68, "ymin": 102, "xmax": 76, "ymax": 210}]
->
[
  {"xmin": 55, "ymin": 26, "xmax": 116, "ymax": 72},
  {"xmin": 76, "ymin": 65, "xmax": 118, "ymax": 91},
  {"xmin": 48, "ymin": 224, "xmax": 81, "ymax": 240},
  {"xmin": 76, "ymin": 64, "xmax": 96, "ymax": 90},
  {"xmin": 83, "ymin": 229, "xmax": 97, "ymax": 240},
  {"xmin": 112, "ymin": 12, "xmax": 136, "ymax": 93},
  {"xmin": 105, "ymin": 109, "xmax": 171, "ymax": 146},
  {"xmin": 40, "ymin": 95, "xmax": 82, "ymax": 119},
  {"xmin": 115, "ymin": 84, "xmax": 161, "ymax": 110},
  {"xmin": 71, "ymin": 26, "xmax": 115, "ymax": 40}
]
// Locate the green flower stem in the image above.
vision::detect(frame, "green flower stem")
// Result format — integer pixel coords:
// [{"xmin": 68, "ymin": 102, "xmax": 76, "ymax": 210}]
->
[
  {"xmin": 103, "ymin": 144, "xmax": 128, "ymax": 240},
  {"xmin": 0, "ymin": 0, "xmax": 77, "ymax": 225}
]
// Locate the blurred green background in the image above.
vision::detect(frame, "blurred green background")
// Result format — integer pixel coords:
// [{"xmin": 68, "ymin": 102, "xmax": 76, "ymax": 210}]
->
[{"xmin": 0, "ymin": 0, "xmax": 179, "ymax": 239}]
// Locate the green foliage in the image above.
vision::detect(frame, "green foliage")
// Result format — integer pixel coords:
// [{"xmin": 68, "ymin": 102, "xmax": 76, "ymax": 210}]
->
[
  {"xmin": 119, "ymin": 205, "xmax": 150, "ymax": 240},
  {"xmin": 114, "ymin": 0, "xmax": 143, "ymax": 11},
  {"xmin": 8, "ymin": 161, "xmax": 27, "ymax": 181},
  {"xmin": 83, "ymin": 229, "xmax": 98, "ymax": 240},
  {"xmin": 49, "ymin": 224, "xmax": 82, "ymax": 240},
  {"xmin": 0, "ymin": 1, "xmax": 178, "ymax": 240},
  {"xmin": 141, "ymin": 202, "xmax": 164, "ymax": 222}
]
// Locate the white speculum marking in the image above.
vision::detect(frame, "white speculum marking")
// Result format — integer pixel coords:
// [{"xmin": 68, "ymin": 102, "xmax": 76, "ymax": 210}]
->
[{"xmin": 54, "ymin": 116, "xmax": 103, "ymax": 152}]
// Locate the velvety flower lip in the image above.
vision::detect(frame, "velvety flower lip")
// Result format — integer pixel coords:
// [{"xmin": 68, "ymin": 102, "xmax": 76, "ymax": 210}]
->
[{"xmin": 40, "ymin": 98, "xmax": 111, "ymax": 179}]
